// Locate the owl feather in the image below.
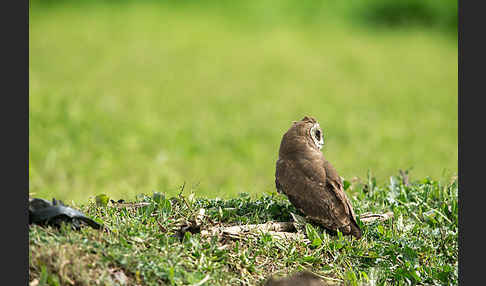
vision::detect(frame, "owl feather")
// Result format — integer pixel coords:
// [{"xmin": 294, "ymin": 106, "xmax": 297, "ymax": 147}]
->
[{"xmin": 275, "ymin": 116, "xmax": 362, "ymax": 239}]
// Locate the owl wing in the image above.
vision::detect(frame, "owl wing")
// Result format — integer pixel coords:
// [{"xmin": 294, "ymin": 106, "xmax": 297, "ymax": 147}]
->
[
  {"xmin": 276, "ymin": 157, "xmax": 361, "ymax": 238},
  {"xmin": 322, "ymin": 160, "xmax": 362, "ymax": 238}
]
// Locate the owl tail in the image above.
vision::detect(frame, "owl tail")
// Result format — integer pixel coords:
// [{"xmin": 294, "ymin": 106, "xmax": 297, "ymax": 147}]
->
[{"xmin": 349, "ymin": 220, "xmax": 362, "ymax": 239}]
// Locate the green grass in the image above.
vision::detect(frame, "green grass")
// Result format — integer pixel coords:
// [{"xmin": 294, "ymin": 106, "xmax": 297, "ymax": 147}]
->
[
  {"xmin": 29, "ymin": 2, "xmax": 457, "ymax": 202},
  {"xmin": 29, "ymin": 3, "xmax": 458, "ymax": 284},
  {"xmin": 29, "ymin": 174, "xmax": 458, "ymax": 285}
]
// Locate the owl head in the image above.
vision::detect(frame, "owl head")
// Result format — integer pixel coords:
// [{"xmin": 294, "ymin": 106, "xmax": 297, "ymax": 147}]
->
[{"xmin": 279, "ymin": 116, "xmax": 325, "ymax": 156}]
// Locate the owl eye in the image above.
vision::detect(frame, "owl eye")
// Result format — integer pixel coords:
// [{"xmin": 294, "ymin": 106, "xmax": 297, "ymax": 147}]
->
[{"xmin": 315, "ymin": 130, "xmax": 321, "ymax": 140}]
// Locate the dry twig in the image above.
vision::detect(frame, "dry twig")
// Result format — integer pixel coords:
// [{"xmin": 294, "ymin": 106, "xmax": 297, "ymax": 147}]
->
[
  {"xmin": 112, "ymin": 202, "xmax": 151, "ymax": 209},
  {"xmin": 359, "ymin": 211, "xmax": 394, "ymax": 223},
  {"xmin": 201, "ymin": 212, "xmax": 393, "ymax": 241}
]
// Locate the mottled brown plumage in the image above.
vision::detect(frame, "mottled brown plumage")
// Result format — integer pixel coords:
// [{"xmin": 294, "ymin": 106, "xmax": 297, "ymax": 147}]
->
[{"xmin": 275, "ymin": 116, "xmax": 362, "ymax": 238}]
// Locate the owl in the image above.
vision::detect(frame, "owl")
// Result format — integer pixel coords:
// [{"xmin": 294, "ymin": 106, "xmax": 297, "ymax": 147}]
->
[{"xmin": 275, "ymin": 116, "xmax": 362, "ymax": 239}]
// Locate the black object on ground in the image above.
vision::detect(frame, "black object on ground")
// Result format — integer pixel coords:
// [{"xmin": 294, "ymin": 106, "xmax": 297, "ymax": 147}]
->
[{"xmin": 29, "ymin": 198, "xmax": 102, "ymax": 230}]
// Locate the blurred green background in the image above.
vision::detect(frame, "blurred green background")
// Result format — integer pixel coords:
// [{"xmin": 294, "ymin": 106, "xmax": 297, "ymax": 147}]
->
[{"xmin": 29, "ymin": 0, "xmax": 457, "ymax": 203}]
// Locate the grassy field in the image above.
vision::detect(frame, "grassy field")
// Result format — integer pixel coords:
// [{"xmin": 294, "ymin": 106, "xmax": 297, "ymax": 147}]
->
[
  {"xmin": 29, "ymin": 175, "xmax": 458, "ymax": 285},
  {"xmin": 29, "ymin": 1, "xmax": 457, "ymax": 202}
]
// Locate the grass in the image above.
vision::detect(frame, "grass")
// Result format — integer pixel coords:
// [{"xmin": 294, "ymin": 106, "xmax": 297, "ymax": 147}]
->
[
  {"xmin": 29, "ymin": 173, "xmax": 458, "ymax": 285},
  {"xmin": 29, "ymin": 2, "xmax": 458, "ymax": 284},
  {"xmin": 29, "ymin": 1, "xmax": 457, "ymax": 202}
]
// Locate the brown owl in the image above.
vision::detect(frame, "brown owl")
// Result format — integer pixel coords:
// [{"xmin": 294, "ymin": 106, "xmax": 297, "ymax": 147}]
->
[{"xmin": 275, "ymin": 116, "xmax": 362, "ymax": 239}]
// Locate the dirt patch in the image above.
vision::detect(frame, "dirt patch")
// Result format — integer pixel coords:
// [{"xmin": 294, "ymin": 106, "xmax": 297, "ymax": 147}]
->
[{"xmin": 29, "ymin": 242, "xmax": 138, "ymax": 285}]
